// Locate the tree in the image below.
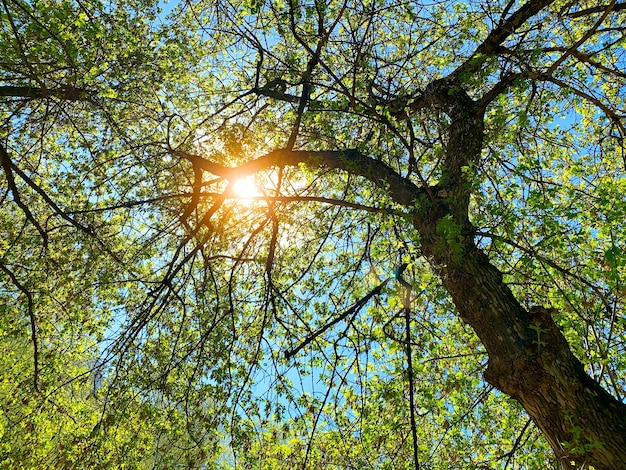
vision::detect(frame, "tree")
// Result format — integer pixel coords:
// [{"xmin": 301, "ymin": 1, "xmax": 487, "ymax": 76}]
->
[{"xmin": 1, "ymin": 0, "xmax": 625, "ymax": 468}]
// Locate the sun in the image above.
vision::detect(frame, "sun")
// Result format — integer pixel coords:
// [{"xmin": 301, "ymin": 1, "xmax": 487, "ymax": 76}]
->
[{"xmin": 231, "ymin": 176, "xmax": 261, "ymax": 199}]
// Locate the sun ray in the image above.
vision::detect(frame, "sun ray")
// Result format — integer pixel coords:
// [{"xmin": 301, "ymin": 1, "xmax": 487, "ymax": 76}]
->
[{"xmin": 232, "ymin": 176, "xmax": 261, "ymax": 199}]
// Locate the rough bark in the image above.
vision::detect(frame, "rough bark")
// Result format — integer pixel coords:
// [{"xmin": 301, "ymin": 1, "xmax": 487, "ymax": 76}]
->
[
  {"xmin": 3, "ymin": 0, "xmax": 624, "ymax": 465},
  {"xmin": 408, "ymin": 83, "xmax": 626, "ymax": 469},
  {"xmin": 420, "ymin": 229, "xmax": 626, "ymax": 469}
]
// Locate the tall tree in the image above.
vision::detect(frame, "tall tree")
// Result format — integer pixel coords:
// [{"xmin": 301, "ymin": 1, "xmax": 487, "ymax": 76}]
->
[{"xmin": 1, "ymin": 0, "xmax": 625, "ymax": 468}]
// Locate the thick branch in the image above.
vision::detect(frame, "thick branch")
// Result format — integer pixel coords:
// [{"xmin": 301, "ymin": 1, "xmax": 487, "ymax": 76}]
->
[
  {"xmin": 173, "ymin": 148, "xmax": 427, "ymax": 208},
  {"xmin": 567, "ymin": 2, "xmax": 626, "ymax": 17},
  {"xmin": 0, "ymin": 85, "xmax": 90, "ymax": 101},
  {"xmin": 253, "ymin": 85, "xmax": 300, "ymax": 103},
  {"xmin": 403, "ymin": 78, "xmax": 626, "ymax": 468},
  {"xmin": 0, "ymin": 143, "xmax": 48, "ymax": 244},
  {"xmin": 387, "ymin": 0, "xmax": 557, "ymax": 117},
  {"xmin": 427, "ymin": 242, "xmax": 626, "ymax": 468}
]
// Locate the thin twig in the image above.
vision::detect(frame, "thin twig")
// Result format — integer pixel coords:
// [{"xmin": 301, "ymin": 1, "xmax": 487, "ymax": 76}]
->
[
  {"xmin": 397, "ymin": 266, "xmax": 420, "ymax": 469},
  {"xmin": 284, "ymin": 276, "xmax": 391, "ymax": 359}
]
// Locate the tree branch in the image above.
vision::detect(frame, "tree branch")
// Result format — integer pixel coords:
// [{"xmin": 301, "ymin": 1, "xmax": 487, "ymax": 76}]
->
[
  {"xmin": 528, "ymin": 71, "xmax": 626, "ymax": 138},
  {"xmin": 173, "ymin": 148, "xmax": 427, "ymax": 208},
  {"xmin": 0, "ymin": 85, "xmax": 91, "ymax": 101},
  {"xmin": 284, "ymin": 276, "xmax": 391, "ymax": 359},
  {"xmin": 10, "ymin": 163, "xmax": 124, "ymax": 264},
  {"xmin": 0, "ymin": 143, "xmax": 48, "ymax": 245},
  {"xmin": 567, "ymin": 2, "xmax": 626, "ymax": 18},
  {"xmin": 450, "ymin": 0, "xmax": 557, "ymax": 82},
  {"xmin": 544, "ymin": 0, "xmax": 617, "ymax": 76}
]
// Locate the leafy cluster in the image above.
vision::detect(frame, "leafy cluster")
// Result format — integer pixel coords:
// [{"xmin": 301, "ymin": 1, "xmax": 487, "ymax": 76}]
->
[{"xmin": 1, "ymin": 0, "xmax": 625, "ymax": 468}]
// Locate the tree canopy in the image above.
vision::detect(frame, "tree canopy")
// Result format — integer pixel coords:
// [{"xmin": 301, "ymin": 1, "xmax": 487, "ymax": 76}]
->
[{"xmin": 1, "ymin": 0, "xmax": 625, "ymax": 468}]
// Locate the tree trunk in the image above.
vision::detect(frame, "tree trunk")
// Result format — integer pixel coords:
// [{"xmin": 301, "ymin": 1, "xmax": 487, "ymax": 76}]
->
[
  {"xmin": 409, "ymin": 86, "xmax": 626, "ymax": 469},
  {"xmin": 182, "ymin": 82, "xmax": 626, "ymax": 466},
  {"xmin": 422, "ymin": 235, "xmax": 626, "ymax": 469}
]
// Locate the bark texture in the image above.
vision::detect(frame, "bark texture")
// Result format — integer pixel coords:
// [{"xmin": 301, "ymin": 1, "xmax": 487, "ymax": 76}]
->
[
  {"xmin": 423, "ymin": 235, "xmax": 626, "ymax": 469},
  {"xmin": 408, "ymin": 83, "xmax": 626, "ymax": 469}
]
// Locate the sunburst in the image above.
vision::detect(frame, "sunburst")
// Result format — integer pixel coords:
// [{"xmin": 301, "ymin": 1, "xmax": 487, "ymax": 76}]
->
[{"xmin": 231, "ymin": 176, "xmax": 261, "ymax": 199}]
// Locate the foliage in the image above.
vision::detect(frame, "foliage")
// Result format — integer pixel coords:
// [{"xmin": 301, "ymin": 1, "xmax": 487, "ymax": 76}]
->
[{"xmin": 1, "ymin": 0, "xmax": 625, "ymax": 468}]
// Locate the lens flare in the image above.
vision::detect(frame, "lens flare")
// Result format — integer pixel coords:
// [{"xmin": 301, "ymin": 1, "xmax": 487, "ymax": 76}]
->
[{"xmin": 232, "ymin": 177, "xmax": 260, "ymax": 199}]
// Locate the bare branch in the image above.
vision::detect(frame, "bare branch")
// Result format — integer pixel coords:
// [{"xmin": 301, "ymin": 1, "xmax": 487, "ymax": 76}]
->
[
  {"xmin": 284, "ymin": 276, "xmax": 391, "ymax": 359},
  {"xmin": 0, "ymin": 85, "xmax": 91, "ymax": 101},
  {"xmin": 477, "ymin": 230, "xmax": 616, "ymax": 317},
  {"xmin": 545, "ymin": 0, "xmax": 618, "ymax": 76},
  {"xmin": 528, "ymin": 71, "xmax": 626, "ymax": 138},
  {"xmin": 247, "ymin": 195, "xmax": 403, "ymax": 214},
  {"xmin": 567, "ymin": 2, "xmax": 626, "ymax": 18},
  {"xmin": 451, "ymin": 0, "xmax": 557, "ymax": 81},
  {"xmin": 10, "ymin": 163, "xmax": 124, "ymax": 263}
]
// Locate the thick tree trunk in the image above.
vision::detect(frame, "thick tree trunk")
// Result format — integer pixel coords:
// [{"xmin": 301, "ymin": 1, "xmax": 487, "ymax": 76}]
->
[
  {"xmin": 421, "ymin": 235, "xmax": 626, "ymax": 469},
  {"xmin": 410, "ymin": 85, "xmax": 626, "ymax": 468}
]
